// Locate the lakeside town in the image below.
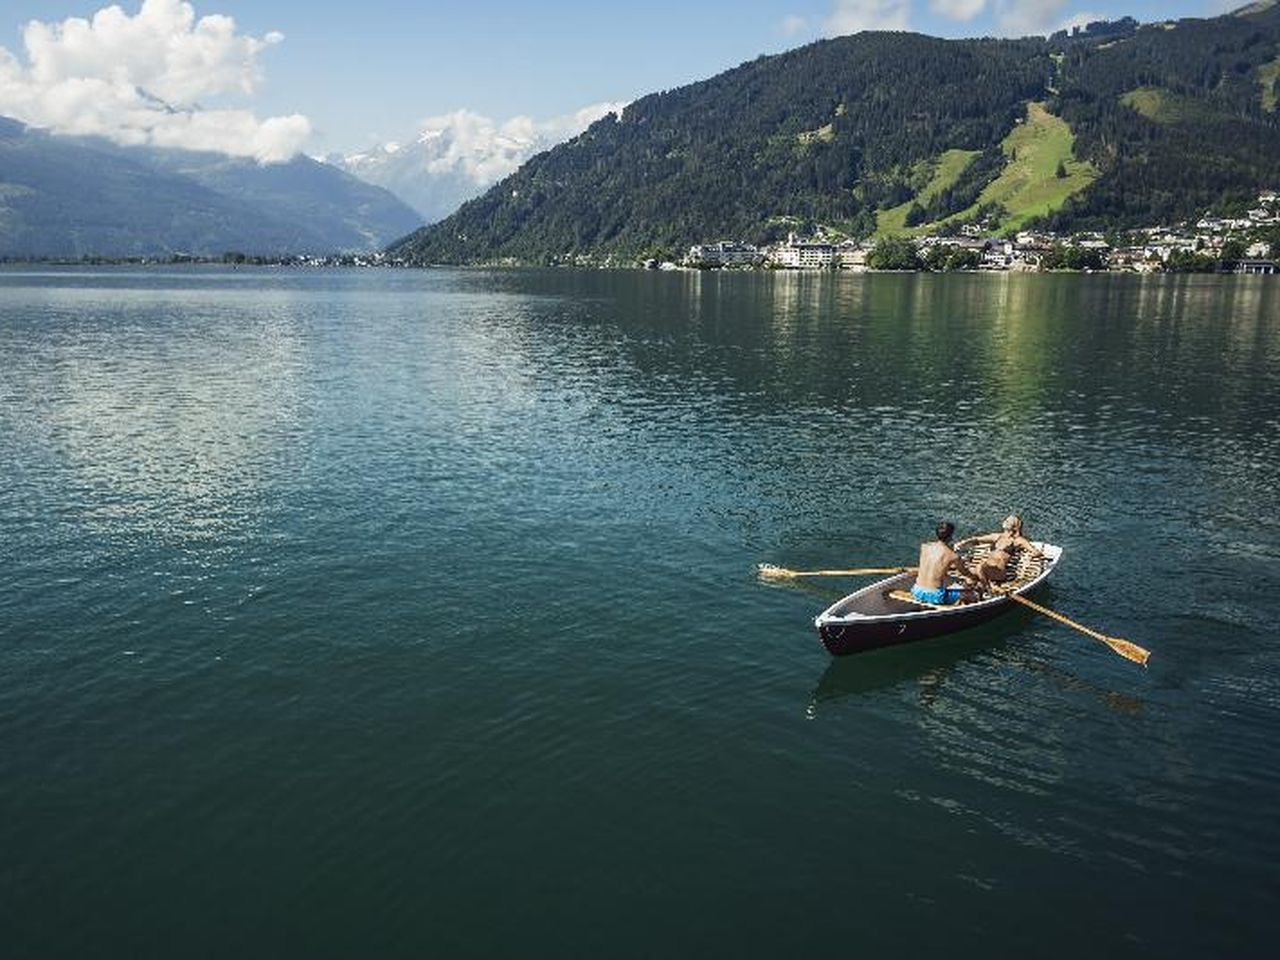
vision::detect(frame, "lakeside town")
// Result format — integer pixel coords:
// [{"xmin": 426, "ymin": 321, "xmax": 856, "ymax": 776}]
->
[
  {"xmin": 673, "ymin": 189, "xmax": 1280, "ymax": 275},
  {"xmin": 5, "ymin": 189, "xmax": 1278, "ymax": 274}
]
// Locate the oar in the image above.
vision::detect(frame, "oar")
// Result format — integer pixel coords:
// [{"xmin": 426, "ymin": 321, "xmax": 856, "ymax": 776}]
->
[
  {"xmin": 757, "ymin": 563, "xmax": 915, "ymax": 580},
  {"xmin": 1005, "ymin": 593, "xmax": 1151, "ymax": 666}
]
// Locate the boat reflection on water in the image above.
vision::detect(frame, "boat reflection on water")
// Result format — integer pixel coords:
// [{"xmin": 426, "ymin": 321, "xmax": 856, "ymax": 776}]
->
[{"xmin": 806, "ymin": 624, "xmax": 1016, "ymax": 718}]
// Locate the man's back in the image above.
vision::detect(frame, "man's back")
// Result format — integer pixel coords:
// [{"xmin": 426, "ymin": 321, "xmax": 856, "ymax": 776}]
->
[{"xmin": 915, "ymin": 540, "xmax": 957, "ymax": 589}]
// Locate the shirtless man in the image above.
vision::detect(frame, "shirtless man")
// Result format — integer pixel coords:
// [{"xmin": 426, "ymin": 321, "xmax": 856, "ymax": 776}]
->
[{"xmin": 911, "ymin": 521, "xmax": 978, "ymax": 605}]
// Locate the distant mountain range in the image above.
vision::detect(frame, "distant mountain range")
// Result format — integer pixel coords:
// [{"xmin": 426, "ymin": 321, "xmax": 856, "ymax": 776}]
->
[
  {"xmin": 390, "ymin": 4, "xmax": 1280, "ymax": 265},
  {"xmin": 327, "ymin": 137, "xmax": 490, "ymax": 227},
  {"xmin": 323, "ymin": 105, "xmax": 626, "ymax": 224},
  {"xmin": 0, "ymin": 117, "xmax": 421, "ymax": 259}
]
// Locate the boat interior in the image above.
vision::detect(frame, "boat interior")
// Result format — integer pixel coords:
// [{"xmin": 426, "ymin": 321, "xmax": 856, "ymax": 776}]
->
[{"xmin": 830, "ymin": 544, "xmax": 1053, "ymax": 619}]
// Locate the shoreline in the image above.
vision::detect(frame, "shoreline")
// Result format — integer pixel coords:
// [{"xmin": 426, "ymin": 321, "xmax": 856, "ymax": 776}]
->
[{"xmin": 2, "ymin": 258, "xmax": 1275, "ymax": 278}]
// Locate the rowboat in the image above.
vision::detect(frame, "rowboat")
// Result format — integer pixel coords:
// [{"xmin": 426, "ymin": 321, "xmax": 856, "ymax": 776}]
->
[{"xmin": 814, "ymin": 542, "xmax": 1063, "ymax": 656}]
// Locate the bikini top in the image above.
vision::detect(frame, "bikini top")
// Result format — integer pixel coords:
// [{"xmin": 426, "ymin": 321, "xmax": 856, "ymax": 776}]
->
[{"xmin": 991, "ymin": 534, "xmax": 1018, "ymax": 555}]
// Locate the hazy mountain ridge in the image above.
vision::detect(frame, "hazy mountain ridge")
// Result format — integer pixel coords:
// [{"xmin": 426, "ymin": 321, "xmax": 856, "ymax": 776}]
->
[
  {"xmin": 0, "ymin": 119, "xmax": 422, "ymax": 258},
  {"xmin": 391, "ymin": 7, "xmax": 1280, "ymax": 264}
]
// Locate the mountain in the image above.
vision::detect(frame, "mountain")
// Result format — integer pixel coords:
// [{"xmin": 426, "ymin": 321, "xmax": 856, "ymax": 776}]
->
[
  {"xmin": 390, "ymin": 6, "xmax": 1280, "ymax": 265},
  {"xmin": 143, "ymin": 148, "xmax": 423, "ymax": 252},
  {"xmin": 324, "ymin": 105, "xmax": 628, "ymax": 224},
  {"xmin": 0, "ymin": 118, "xmax": 422, "ymax": 258},
  {"xmin": 329, "ymin": 137, "xmax": 491, "ymax": 225}
]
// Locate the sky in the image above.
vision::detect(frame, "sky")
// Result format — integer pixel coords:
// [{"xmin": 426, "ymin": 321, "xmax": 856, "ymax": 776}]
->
[{"xmin": 0, "ymin": 0, "xmax": 1246, "ymax": 162}]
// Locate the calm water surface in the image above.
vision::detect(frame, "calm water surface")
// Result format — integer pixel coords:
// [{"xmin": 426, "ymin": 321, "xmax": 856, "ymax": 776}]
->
[{"xmin": 1, "ymin": 266, "xmax": 1278, "ymax": 957}]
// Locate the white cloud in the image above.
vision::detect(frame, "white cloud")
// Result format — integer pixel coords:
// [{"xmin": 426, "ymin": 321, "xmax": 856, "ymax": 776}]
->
[
  {"xmin": 824, "ymin": 0, "xmax": 912, "ymax": 35},
  {"xmin": 1055, "ymin": 9, "xmax": 1109, "ymax": 33},
  {"xmin": 929, "ymin": 0, "xmax": 988, "ymax": 20},
  {"xmin": 928, "ymin": 0, "xmax": 1078, "ymax": 36},
  {"xmin": 0, "ymin": 0, "xmax": 309, "ymax": 163},
  {"xmin": 923, "ymin": 0, "xmax": 1095, "ymax": 36},
  {"xmin": 413, "ymin": 101, "xmax": 628, "ymax": 185},
  {"xmin": 993, "ymin": 0, "xmax": 1070, "ymax": 35},
  {"xmin": 781, "ymin": 14, "xmax": 812, "ymax": 35}
]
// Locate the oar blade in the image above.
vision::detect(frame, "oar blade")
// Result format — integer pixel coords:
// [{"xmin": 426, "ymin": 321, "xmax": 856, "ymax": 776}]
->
[
  {"xmin": 1009, "ymin": 594, "xmax": 1151, "ymax": 666},
  {"xmin": 1105, "ymin": 636, "xmax": 1152, "ymax": 666},
  {"xmin": 756, "ymin": 564, "xmax": 796, "ymax": 580}
]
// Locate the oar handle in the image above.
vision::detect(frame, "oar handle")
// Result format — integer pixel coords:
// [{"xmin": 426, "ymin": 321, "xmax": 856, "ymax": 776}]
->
[{"xmin": 788, "ymin": 567, "xmax": 914, "ymax": 577}]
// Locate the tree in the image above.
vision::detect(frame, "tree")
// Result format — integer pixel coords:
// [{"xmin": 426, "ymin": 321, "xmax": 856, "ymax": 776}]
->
[
  {"xmin": 867, "ymin": 236, "xmax": 922, "ymax": 270},
  {"xmin": 1219, "ymin": 237, "xmax": 1246, "ymax": 263},
  {"xmin": 1055, "ymin": 159, "xmax": 1067, "ymax": 179},
  {"xmin": 923, "ymin": 245, "xmax": 981, "ymax": 271},
  {"xmin": 923, "ymin": 244, "xmax": 949, "ymax": 271},
  {"xmin": 1042, "ymin": 243, "xmax": 1104, "ymax": 270},
  {"xmin": 946, "ymin": 247, "xmax": 982, "ymax": 270},
  {"xmin": 1165, "ymin": 249, "xmax": 1217, "ymax": 273}
]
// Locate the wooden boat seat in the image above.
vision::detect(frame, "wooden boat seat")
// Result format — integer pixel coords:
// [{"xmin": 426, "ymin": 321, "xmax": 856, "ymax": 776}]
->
[{"xmin": 963, "ymin": 543, "xmax": 1046, "ymax": 592}]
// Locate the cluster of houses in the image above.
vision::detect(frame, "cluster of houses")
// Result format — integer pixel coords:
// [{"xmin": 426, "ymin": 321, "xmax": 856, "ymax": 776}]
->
[
  {"xmin": 681, "ymin": 191, "xmax": 1280, "ymax": 274},
  {"xmin": 685, "ymin": 238, "xmax": 865, "ymax": 270}
]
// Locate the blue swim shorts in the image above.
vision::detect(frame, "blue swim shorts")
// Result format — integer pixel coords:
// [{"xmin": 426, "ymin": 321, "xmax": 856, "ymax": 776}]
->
[{"xmin": 911, "ymin": 584, "xmax": 962, "ymax": 605}]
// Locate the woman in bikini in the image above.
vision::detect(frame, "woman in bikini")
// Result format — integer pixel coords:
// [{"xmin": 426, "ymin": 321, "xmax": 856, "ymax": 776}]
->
[{"xmin": 957, "ymin": 515, "xmax": 1042, "ymax": 592}]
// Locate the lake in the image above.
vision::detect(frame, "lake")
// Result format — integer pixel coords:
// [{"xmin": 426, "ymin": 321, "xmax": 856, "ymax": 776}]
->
[{"xmin": 1, "ymin": 266, "xmax": 1278, "ymax": 957}]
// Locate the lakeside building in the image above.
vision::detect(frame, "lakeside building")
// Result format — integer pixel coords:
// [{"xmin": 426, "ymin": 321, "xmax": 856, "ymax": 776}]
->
[
  {"xmin": 762, "ymin": 235, "xmax": 869, "ymax": 269},
  {"xmin": 835, "ymin": 240, "xmax": 867, "ymax": 270},
  {"xmin": 1107, "ymin": 246, "xmax": 1164, "ymax": 273},
  {"xmin": 919, "ymin": 236, "xmax": 986, "ymax": 256},
  {"xmin": 686, "ymin": 241, "xmax": 763, "ymax": 268},
  {"xmin": 769, "ymin": 234, "xmax": 836, "ymax": 269}
]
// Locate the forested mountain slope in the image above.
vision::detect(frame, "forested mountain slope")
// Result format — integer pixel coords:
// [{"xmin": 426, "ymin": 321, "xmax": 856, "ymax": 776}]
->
[
  {"xmin": 392, "ymin": 4, "xmax": 1280, "ymax": 264},
  {"xmin": 1047, "ymin": 5, "xmax": 1280, "ymax": 228}
]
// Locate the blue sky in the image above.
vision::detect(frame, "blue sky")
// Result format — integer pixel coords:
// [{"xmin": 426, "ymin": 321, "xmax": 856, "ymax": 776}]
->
[{"xmin": 0, "ymin": 0, "xmax": 1244, "ymax": 156}]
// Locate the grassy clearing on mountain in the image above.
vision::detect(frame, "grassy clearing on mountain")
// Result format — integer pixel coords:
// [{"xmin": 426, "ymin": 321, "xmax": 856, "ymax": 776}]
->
[
  {"xmin": 876, "ymin": 149, "xmax": 981, "ymax": 235},
  {"xmin": 1260, "ymin": 58, "xmax": 1280, "ymax": 111},
  {"xmin": 967, "ymin": 101, "xmax": 1096, "ymax": 232},
  {"xmin": 1120, "ymin": 87, "xmax": 1169, "ymax": 120},
  {"xmin": 797, "ymin": 123, "xmax": 835, "ymax": 145},
  {"xmin": 1119, "ymin": 86, "xmax": 1217, "ymax": 123},
  {"xmin": 878, "ymin": 102, "xmax": 1097, "ymax": 236}
]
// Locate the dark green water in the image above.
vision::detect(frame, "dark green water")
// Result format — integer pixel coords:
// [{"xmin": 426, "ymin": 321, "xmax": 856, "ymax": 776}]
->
[{"xmin": 2, "ymin": 266, "xmax": 1278, "ymax": 957}]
